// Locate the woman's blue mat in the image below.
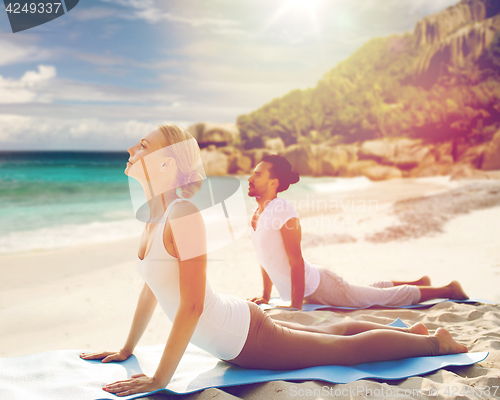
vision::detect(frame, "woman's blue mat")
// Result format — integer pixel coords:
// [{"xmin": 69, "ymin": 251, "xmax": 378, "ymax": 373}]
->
[
  {"xmin": 0, "ymin": 319, "xmax": 487, "ymax": 400},
  {"xmin": 259, "ymin": 297, "xmax": 495, "ymax": 311}
]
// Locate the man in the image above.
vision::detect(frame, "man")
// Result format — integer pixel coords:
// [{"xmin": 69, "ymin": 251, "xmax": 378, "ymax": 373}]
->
[{"xmin": 247, "ymin": 155, "xmax": 468, "ymax": 310}]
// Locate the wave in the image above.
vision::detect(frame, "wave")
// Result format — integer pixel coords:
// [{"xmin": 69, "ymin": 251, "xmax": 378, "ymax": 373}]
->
[
  {"xmin": 0, "ymin": 219, "xmax": 144, "ymax": 253},
  {"xmin": 300, "ymin": 176, "xmax": 373, "ymax": 194}
]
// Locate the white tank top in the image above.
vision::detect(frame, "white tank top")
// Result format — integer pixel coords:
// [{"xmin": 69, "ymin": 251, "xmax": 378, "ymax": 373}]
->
[
  {"xmin": 251, "ymin": 198, "xmax": 321, "ymax": 301},
  {"xmin": 137, "ymin": 199, "xmax": 250, "ymax": 360}
]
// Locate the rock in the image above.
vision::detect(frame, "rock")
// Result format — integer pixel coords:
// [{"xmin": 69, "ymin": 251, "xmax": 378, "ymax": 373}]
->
[
  {"xmin": 200, "ymin": 145, "xmax": 228, "ymax": 176},
  {"xmin": 362, "ymin": 165, "xmax": 403, "ymax": 181},
  {"xmin": 282, "ymin": 144, "xmax": 331, "ymax": 176},
  {"xmin": 414, "ymin": 0, "xmax": 489, "ymax": 47},
  {"xmin": 228, "ymin": 154, "xmax": 252, "ymax": 174},
  {"xmin": 187, "ymin": 122, "xmax": 239, "ymax": 146},
  {"xmin": 321, "ymin": 146, "xmax": 351, "ymax": 176},
  {"xmin": 243, "ymin": 148, "xmax": 273, "ymax": 167},
  {"xmin": 393, "ymin": 146, "xmax": 432, "ymax": 170},
  {"xmin": 309, "ymin": 145, "xmax": 333, "ymax": 176},
  {"xmin": 341, "ymin": 145, "xmax": 359, "ymax": 163},
  {"xmin": 394, "ymin": 138, "xmax": 422, "ymax": 154},
  {"xmin": 457, "ymin": 144, "xmax": 488, "ymax": 168},
  {"xmin": 218, "ymin": 146, "xmax": 237, "ymax": 156},
  {"xmin": 338, "ymin": 160, "xmax": 379, "ymax": 177},
  {"xmin": 358, "ymin": 140, "xmax": 395, "ymax": 164},
  {"xmin": 415, "ymin": 13, "xmax": 499, "ymax": 87},
  {"xmin": 450, "ymin": 163, "xmax": 491, "ymax": 180},
  {"xmin": 284, "ymin": 144, "xmax": 315, "ymax": 176},
  {"xmin": 435, "ymin": 142, "xmax": 453, "ymax": 162},
  {"xmin": 482, "ymin": 130, "xmax": 500, "ymax": 170},
  {"xmin": 264, "ymin": 137, "xmax": 286, "ymax": 153},
  {"xmin": 412, "ymin": 164, "xmax": 444, "ymax": 177},
  {"xmin": 486, "ymin": 170, "xmax": 500, "ymax": 179}
]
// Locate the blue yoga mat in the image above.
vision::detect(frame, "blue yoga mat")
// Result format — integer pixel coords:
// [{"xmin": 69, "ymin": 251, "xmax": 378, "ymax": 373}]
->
[
  {"xmin": 259, "ymin": 297, "xmax": 495, "ymax": 311},
  {"xmin": 0, "ymin": 319, "xmax": 487, "ymax": 400}
]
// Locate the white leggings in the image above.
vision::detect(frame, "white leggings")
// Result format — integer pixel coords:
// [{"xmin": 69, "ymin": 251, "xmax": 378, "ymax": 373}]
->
[{"xmin": 304, "ymin": 269, "xmax": 421, "ymax": 307}]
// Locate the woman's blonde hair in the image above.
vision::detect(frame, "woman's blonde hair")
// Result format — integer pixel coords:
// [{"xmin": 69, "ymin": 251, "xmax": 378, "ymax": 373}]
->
[{"xmin": 158, "ymin": 124, "xmax": 203, "ymax": 199}]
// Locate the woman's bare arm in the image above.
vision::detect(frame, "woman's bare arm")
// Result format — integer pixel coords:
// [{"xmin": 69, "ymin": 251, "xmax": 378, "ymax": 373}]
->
[
  {"xmin": 102, "ymin": 201, "xmax": 207, "ymax": 396},
  {"xmin": 80, "ymin": 282, "xmax": 157, "ymax": 363}
]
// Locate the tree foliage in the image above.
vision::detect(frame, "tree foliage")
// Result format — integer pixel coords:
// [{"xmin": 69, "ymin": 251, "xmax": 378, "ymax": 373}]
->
[{"xmin": 237, "ymin": 27, "xmax": 500, "ymax": 149}]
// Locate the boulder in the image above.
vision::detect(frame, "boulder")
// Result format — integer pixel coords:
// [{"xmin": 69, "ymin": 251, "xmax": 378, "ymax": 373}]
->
[
  {"xmin": 284, "ymin": 144, "xmax": 315, "ymax": 176},
  {"xmin": 341, "ymin": 145, "xmax": 359, "ymax": 163},
  {"xmin": 450, "ymin": 164, "xmax": 491, "ymax": 180},
  {"xmin": 435, "ymin": 142, "xmax": 453, "ymax": 162},
  {"xmin": 200, "ymin": 145, "xmax": 228, "ymax": 176},
  {"xmin": 309, "ymin": 145, "xmax": 333, "ymax": 176},
  {"xmin": 187, "ymin": 122, "xmax": 239, "ymax": 146},
  {"xmin": 243, "ymin": 148, "xmax": 273, "ymax": 167},
  {"xmin": 358, "ymin": 140, "xmax": 395, "ymax": 164},
  {"xmin": 228, "ymin": 154, "xmax": 252, "ymax": 174},
  {"xmin": 394, "ymin": 138, "xmax": 422, "ymax": 153},
  {"xmin": 457, "ymin": 144, "xmax": 488, "ymax": 168},
  {"xmin": 411, "ymin": 164, "xmax": 444, "ymax": 177},
  {"xmin": 393, "ymin": 146, "xmax": 432, "ymax": 170},
  {"xmin": 362, "ymin": 165, "xmax": 403, "ymax": 181},
  {"xmin": 482, "ymin": 130, "xmax": 500, "ymax": 170},
  {"xmin": 338, "ymin": 160, "xmax": 379, "ymax": 177},
  {"xmin": 321, "ymin": 146, "xmax": 351, "ymax": 176},
  {"xmin": 264, "ymin": 137, "xmax": 286, "ymax": 153}
]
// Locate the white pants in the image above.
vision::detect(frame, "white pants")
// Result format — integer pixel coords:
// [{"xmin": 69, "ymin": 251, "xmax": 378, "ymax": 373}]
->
[{"xmin": 304, "ymin": 269, "xmax": 421, "ymax": 307}]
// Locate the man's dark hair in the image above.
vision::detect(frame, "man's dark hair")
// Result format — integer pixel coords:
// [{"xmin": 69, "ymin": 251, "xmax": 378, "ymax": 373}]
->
[{"xmin": 261, "ymin": 155, "xmax": 300, "ymax": 193}]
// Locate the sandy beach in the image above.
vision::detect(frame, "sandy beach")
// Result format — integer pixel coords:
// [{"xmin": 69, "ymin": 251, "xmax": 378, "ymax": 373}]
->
[{"xmin": 1, "ymin": 176, "xmax": 500, "ymax": 400}]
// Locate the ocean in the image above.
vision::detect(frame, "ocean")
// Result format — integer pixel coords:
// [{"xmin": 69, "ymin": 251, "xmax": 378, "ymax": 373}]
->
[{"xmin": 0, "ymin": 151, "xmax": 372, "ymax": 253}]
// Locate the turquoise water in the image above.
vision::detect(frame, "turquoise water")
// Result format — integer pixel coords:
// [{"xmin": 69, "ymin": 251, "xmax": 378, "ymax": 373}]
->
[{"xmin": 0, "ymin": 152, "xmax": 372, "ymax": 253}]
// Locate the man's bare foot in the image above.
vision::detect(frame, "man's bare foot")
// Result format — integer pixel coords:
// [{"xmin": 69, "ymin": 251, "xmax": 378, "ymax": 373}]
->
[
  {"xmin": 409, "ymin": 322, "xmax": 428, "ymax": 335},
  {"xmin": 434, "ymin": 328, "xmax": 468, "ymax": 355},
  {"xmin": 447, "ymin": 281, "xmax": 469, "ymax": 300},
  {"xmin": 415, "ymin": 276, "xmax": 431, "ymax": 286}
]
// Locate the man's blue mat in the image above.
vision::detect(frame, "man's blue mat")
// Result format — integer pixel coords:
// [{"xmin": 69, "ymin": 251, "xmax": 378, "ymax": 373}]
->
[
  {"xmin": 259, "ymin": 297, "xmax": 495, "ymax": 311},
  {"xmin": 0, "ymin": 319, "xmax": 487, "ymax": 400}
]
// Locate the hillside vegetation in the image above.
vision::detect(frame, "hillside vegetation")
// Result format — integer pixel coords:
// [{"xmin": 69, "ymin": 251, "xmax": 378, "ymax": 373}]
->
[{"xmin": 237, "ymin": 0, "xmax": 500, "ymax": 150}]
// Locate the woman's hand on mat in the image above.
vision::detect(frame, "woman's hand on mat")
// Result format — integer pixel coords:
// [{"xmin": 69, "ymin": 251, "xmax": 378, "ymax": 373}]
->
[
  {"xmin": 103, "ymin": 373, "xmax": 161, "ymax": 396},
  {"xmin": 79, "ymin": 348, "xmax": 132, "ymax": 363},
  {"xmin": 248, "ymin": 296, "xmax": 269, "ymax": 305}
]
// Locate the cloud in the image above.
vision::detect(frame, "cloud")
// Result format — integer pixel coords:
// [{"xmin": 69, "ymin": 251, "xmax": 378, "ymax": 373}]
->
[
  {"xmin": 0, "ymin": 37, "xmax": 52, "ymax": 66},
  {"xmin": 70, "ymin": 6, "xmax": 117, "ymax": 21},
  {"xmin": 76, "ymin": 52, "xmax": 127, "ymax": 66},
  {"xmin": 0, "ymin": 65, "xmax": 56, "ymax": 104},
  {"xmin": 0, "ymin": 65, "xmax": 183, "ymax": 105},
  {"xmin": 0, "ymin": 114, "xmax": 163, "ymax": 149},
  {"xmin": 100, "ymin": 0, "xmax": 240, "ymax": 28}
]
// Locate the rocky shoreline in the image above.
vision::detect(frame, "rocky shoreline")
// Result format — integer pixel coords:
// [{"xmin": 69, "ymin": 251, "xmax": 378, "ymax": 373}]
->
[{"xmin": 188, "ymin": 122, "xmax": 500, "ymax": 180}]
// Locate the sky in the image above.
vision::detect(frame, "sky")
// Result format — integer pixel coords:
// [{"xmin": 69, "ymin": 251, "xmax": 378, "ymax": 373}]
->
[{"xmin": 0, "ymin": 0, "xmax": 460, "ymax": 150}]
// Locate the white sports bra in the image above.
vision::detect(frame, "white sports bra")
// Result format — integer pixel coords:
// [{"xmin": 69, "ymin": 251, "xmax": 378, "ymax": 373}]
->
[{"xmin": 137, "ymin": 198, "xmax": 250, "ymax": 360}]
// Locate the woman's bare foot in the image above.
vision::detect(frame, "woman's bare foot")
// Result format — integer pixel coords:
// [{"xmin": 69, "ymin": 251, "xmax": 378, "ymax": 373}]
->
[
  {"xmin": 434, "ymin": 328, "xmax": 468, "ymax": 355},
  {"xmin": 416, "ymin": 276, "xmax": 431, "ymax": 286},
  {"xmin": 446, "ymin": 281, "xmax": 469, "ymax": 300},
  {"xmin": 409, "ymin": 322, "xmax": 428, "ymax": 335}
]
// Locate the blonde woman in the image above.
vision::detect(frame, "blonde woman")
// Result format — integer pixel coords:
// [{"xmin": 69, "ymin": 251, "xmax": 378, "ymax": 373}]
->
[{"xmin": 80, "ymin": 125, "xmax": 467, "ymax": 397}]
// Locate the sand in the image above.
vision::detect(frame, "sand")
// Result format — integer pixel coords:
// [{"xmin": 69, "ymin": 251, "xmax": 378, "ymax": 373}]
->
[{"xmin": 1, "ymin": 176, "xmax": 500, "ymax": 400}]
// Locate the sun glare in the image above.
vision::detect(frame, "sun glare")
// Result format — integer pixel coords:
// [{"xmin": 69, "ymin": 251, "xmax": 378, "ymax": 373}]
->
[{"xmin": 265, "ymin": 0, "xmax": 323, "ymax": 32}]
